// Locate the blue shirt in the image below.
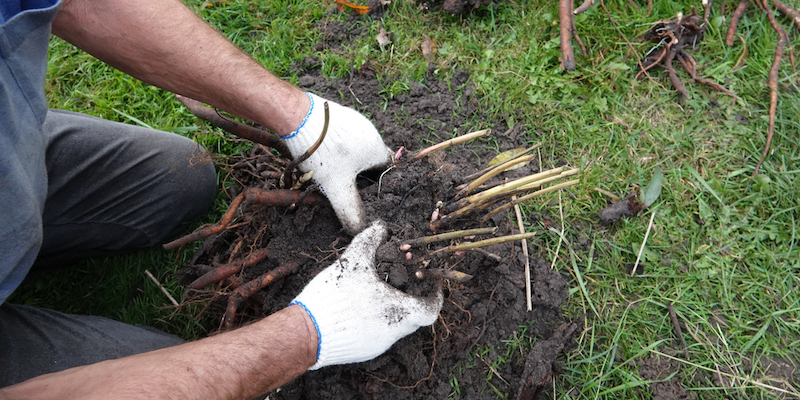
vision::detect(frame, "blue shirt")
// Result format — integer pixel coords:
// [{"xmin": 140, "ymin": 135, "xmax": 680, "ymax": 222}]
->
[{"xmin": 0, "ymin": 0, "xmax": 61, "ymax": 304}]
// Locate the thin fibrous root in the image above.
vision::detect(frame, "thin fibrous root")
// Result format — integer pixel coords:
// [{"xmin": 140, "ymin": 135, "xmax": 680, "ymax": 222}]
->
[
  {"xmin": 415, "ymin": 269, "xmax": 473, "ymax": 283},
  {"xmin": 665, "ymin": 48, "xmax": 690, "ymax": 103},
  {"xmin": 223, "ymin": 261, "xmax": 302, "ymax": 329},
  {"xmin": 163, "ymin": 188, "xmax": 324, "ymax": 250},
  {"xmin": 677, "ymin": 51, "xmax": 740, "ymax": 99},
  {"xmin": 413, "ymin": 129, "xmax": 490, "ymax": 159},
  {"xmin": 481, "ymin": 179, "xmax": 581, "ymax": 222},
  {"xmin": 188, "ymin": 249, "xmax": 270, "ymax": 290},
  {"xmin": 281, "ymin": 102, "xmax": 329, "ymax": 189},
  {"xmin": 175, "ymin": 94, "xmax": 291, "ymax": 159},
  {"xmin": 401, "ymin": 227, "xmax": 498, "ymax": 249},
  {"xmin": 431, "ymin": 232, "xmax": 537, "ymax": 256}
]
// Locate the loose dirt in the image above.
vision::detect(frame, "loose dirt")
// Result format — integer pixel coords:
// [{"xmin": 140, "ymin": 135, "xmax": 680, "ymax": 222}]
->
[{"xmin": 180, "ymin": 64, "xmax": 577, "ymax": 399}]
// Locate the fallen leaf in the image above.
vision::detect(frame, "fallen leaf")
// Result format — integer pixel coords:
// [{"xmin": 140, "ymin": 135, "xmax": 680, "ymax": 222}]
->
[
  {"xmin": 335, "ymin": 0, "xmax": 370, "ymax": 14},
  {"xmin": 422, "ymin": 36, "xmax": 434, "ymax": 60},
  {"xmin": 487, "ymin": 147, "xmax": 528, "ymax": 171},
  {"xmin": 376, "ymin": 27, "xmax": 392, "ymax": 48},
  {"xmin": 641, "ymin": 166, "xmax": 663, "ymax": 207},
  {"xmin": 201, "ymin": 0, "xmax": 229, "ymax": 8}
]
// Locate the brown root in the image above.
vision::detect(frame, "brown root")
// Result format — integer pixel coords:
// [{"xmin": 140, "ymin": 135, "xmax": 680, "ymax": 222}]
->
[
  {"xmin": 223, "ymin": 262, "xmax": 302, "ymax": 329},
  {"xmin": 559, "ymin": 0, "xmax": 576, "ymax": 71},
  {"xmin": 754, "ymin": 0, "xmax": 788, "ymax": 175},
  {"xmin": 163, "ymin": 188, "xmax": 324, "ymax": 250},
  {"xmin": 726, "ymin": 0, "xmax": 750, "ymax": 46},
  {"xmin": 188, "ymin": 249, "xmax": 270, "ymax": 290},
  {"xmin": 175, "ymin": 94, "xmax": 291, "ymax": 159}
]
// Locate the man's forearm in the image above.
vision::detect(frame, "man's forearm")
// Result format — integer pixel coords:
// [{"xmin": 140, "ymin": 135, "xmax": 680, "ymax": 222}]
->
[
  {"xmin": 0, "ymin": 305, "xmax": 317, "ymax": 400},
  {"xmin": 51, "ymin": 0, "xmax": 309, "ymax": 136}
]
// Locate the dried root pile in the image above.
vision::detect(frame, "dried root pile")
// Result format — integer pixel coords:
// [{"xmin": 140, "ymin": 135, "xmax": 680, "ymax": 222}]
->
[{"xmin": 637, "ymin": 8, "xmax": 737, "ymax": 103}]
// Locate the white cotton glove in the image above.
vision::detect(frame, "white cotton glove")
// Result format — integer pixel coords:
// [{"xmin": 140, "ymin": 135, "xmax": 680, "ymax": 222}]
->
[
  {"xmin": 281, "ymin": 93, "xmax": 394, "ymax": 234},
  {"xmin": 290, "ymin": 221, "xmax": 443, "ymax": 370}
]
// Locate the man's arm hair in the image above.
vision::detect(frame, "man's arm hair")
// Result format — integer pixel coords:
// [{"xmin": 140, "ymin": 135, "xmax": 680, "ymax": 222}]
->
[
  {"xmin": 0, "ymin": 305, "xmax": 317, "ymax": 400},
  {"xmin": 51, "ymin": 0, "xmax": 309, "ymax": 136}
]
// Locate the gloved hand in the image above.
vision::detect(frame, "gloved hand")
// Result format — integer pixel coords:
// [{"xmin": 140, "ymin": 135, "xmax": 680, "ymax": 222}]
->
[
  {"xmin": 290, "ymin": 221, "xmax": 443, "ymax": 370},
  {"xmin": 281, "ymin": 93, "xmax": 394, "ymax": 234}
]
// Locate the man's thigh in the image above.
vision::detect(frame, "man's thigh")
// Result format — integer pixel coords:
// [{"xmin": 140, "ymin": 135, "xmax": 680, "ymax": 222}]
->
[
  {"xmin": 38, "ymin": 109, "xmax": 217, "ymax": 263},
  {"xmin": 0, "ymin": 110, "xmax": 216, "ymax": 387}
]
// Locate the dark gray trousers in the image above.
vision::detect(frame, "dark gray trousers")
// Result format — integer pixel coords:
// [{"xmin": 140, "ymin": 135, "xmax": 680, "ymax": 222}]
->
[{"xmin": 0, "ymin": 109, "xmax": 217, "ymax": 387}]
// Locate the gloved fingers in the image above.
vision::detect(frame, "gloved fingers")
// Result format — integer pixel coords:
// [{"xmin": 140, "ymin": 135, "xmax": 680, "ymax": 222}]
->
[
  {"xmin": 375, "ymin": 283, "xmax": 443, "ymax": 332},
  {"xmin": 316, "ymin": 175, "xmax": 368, "ymax": 234},
  {"xmin": 400, "ymin": 286, "xmax": 444, "ymax": 328},
  {"xmin": 338, "ymin": 219, "xmax": 387, "ymax": 261}
]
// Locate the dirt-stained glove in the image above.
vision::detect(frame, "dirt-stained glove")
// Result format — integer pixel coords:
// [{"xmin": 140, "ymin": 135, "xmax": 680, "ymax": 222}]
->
[
  {"xmin": 281, "ymin": 93, "xmax": 393, "ymax": 234},
  {"xmin": 290, "ymin": 221, "xmax": 443, "ymax": 370}
]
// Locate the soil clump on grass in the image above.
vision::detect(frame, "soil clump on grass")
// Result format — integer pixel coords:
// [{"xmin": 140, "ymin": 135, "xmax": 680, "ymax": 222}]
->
[{"xmin": 180, "ymin": 65, "xmax": 575, "ymax": 399}]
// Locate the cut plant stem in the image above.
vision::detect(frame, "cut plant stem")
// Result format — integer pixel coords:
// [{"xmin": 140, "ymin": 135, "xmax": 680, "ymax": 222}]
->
[
  {"xmin": 443, "ymin": 170, "xmax": 579, "ymax": 226},
  {"xmin": 461, "ymin": 143, "xmax": 542, "ymax": 182},
  {"xmin": 431, "ymin": 232, "xmax": 536, "ymax": 255},
  {"xmin": 465, "ymin": 167, "xmax": 567, "ymax": 204},
  {"xmin": 446, "ymin": 167, "xmax": 566, "ymax": 213},
  {"xmin": 512, "ymin": 198, "xmax": 532, "ymax": 312},
  {"xmin": 403, "ymin": 227, "xmax": 498, "ymax": 247},
  {"xmin": 481, "ymin": 179, "xmax": 581, "ymax": 222},
  {"xmin": 456, "ymin": 155, "xmax": 536, "ymax": 199},
  {"xmin": 436, "ymin": 171, "xmax": 577, "ymax": 230},
  {"xmin": 415, "ymin": 269, "xmax": 473, "ymax": 283},
  {"xmin": 413, "ymin": 129, "xmax": 490, "ymax": 159}
]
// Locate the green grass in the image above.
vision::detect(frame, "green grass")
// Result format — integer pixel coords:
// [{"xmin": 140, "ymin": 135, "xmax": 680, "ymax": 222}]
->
[{"xmin": 12, "ymin": 0, "xmax": 800, "ymax": 397}]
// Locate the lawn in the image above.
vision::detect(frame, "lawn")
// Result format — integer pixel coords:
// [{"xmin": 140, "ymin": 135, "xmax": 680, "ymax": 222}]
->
[{"xmin": 11, "ymin": 0, "xmax": 800, "ymax": 398}]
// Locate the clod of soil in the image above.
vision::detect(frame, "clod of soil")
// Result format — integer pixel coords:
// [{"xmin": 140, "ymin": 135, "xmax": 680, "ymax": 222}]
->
[
  {"xmin": 598, "ymin": 192, "xmax": 644, "ymax": 224},
  {"xmin": 180, "ymin": 65, "xmax": 576, "ymax": 399}
]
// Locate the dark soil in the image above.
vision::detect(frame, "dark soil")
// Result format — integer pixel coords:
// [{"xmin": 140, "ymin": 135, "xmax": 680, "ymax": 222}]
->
[
  {"xmin": 182, "ymin": 65, "xmax": 575, "ymax": 399},
  {"xmin": 638, "ymin": 356, "xmax": 693, "ymax": 400}
]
